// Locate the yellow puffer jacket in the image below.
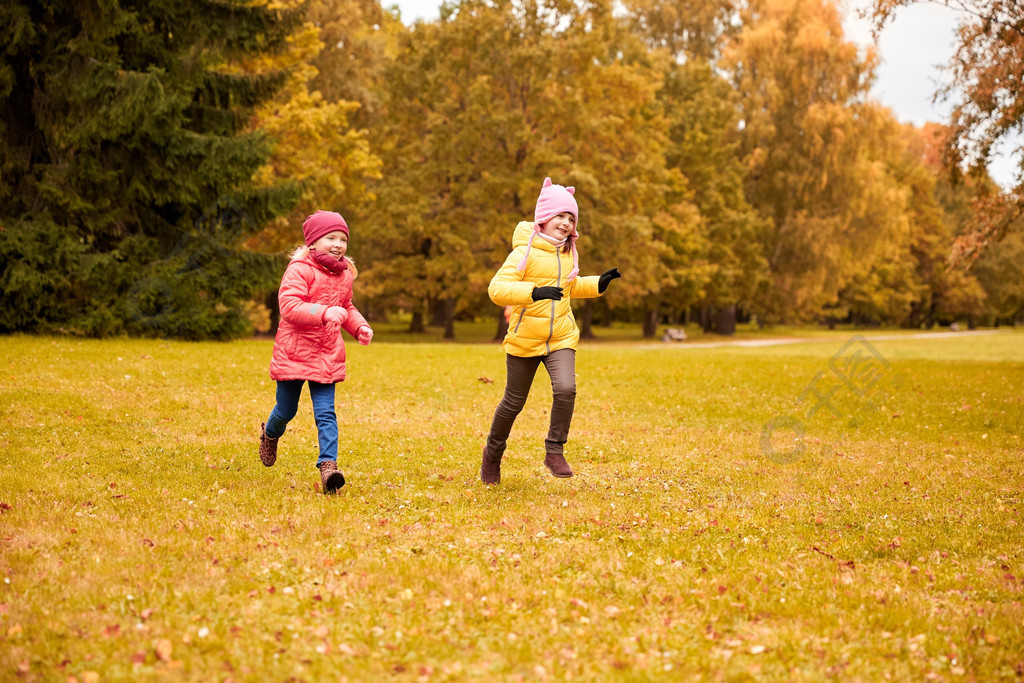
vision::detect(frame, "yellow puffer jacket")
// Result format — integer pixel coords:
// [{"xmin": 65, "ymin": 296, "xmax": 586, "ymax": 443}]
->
[{"xmin": 488, "ymin": 221, "xmax": 602, "ymax": 357}]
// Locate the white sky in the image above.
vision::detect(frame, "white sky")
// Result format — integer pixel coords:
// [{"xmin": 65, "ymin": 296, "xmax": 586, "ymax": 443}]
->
[{"xmin": 386, "ymin": 0, "xmax": 1021, "ymax": 189}]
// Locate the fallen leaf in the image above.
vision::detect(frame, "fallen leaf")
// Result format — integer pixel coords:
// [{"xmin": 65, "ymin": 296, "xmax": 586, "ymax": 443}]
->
[{"xmin": 155, "ymin": 638, "xmax": 173, "ymax": 662}]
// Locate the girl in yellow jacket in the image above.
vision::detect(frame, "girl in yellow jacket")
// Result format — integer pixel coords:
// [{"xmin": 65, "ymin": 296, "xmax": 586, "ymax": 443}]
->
[{"xmin": 481, "ymin": 177, "xmax": 621, "ymax": 484}]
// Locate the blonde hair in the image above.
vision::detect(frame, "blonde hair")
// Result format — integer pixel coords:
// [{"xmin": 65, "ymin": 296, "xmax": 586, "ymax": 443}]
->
[{"xmin": 290, "ymin": 244, "xmax": 358, "ymax": 279}]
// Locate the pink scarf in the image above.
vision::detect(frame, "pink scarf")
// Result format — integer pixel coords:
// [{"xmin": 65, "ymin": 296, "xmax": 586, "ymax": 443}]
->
[{"xmin": 309, "ymin": 250, "xmax": 349, "ymax": 274}]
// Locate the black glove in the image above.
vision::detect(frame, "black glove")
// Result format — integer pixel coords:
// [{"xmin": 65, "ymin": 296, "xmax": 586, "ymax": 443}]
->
[
  {"xmin": 532, "ymin": 286, "xmax": 563, "ymax": 301},
  {"xmin": 598, "ymin": 268, "xmax": 621, "ymax": 293}
]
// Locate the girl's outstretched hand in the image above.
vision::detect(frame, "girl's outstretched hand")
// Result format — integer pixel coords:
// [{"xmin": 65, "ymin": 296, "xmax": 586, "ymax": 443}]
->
[
  {"xmin": 356, "ymin": 326, "xmax": 374, "ymax": 346},
  {"xmin": 324, "ymin": 306, "xmax": 348, "ymax": 325},
  {"xmin": 598, "ymin": 268, "xmax": 621, "ymax": 293}
]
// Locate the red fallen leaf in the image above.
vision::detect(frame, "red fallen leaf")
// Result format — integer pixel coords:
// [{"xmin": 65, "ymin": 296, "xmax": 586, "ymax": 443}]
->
[
  {"xmin": 717, "ymin": 585, "xmax": 727, "ymax": 594},
  {"xmin": 70, "ymin": 528, "xmax": 77, "ymax": 534},
  {"xmin": 108, "ymin": 483, "xmax": 116, "ymax": 489},
  {"xmin": 0, "ymin": 502, "xmax": 12, "ymax": 512},
  {"xmin": 101, "ymin": 623, "xmax": 121, "ymax": 638},
  {"xmin": 478, "ymin": 376, "xmax": 494, "ymax": 384},
  {"xmin": 267, "ymin": 586, "xmax": 276, "ymax": 594},
  {"xmin": 140, "ymin": 608, "xmax": 153, "ymax": 620},
  {"xmin": 131, "ymin": 651, "xmax": 146, "ymax": 665},
  {"xmin": 312, "ymin": 594, "xmax": 322, "ymax": 601},
  {"xmin": 141, "ymin": 539, "xmax": 154, "ymax": 547}
]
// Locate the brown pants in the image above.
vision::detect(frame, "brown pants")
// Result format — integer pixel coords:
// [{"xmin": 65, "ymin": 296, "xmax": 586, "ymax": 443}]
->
[{"xmin": 485, "ymin": 348, "xmax": 576, "ymax": 458}]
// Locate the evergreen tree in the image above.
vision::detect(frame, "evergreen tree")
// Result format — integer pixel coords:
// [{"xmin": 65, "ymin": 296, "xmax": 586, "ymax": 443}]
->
[{"xmin": 0, "ymin": 0, "xmax": 301, "ymax": 338}]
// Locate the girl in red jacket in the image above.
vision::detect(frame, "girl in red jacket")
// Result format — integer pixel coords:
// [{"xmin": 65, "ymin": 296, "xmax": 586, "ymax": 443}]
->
[{"xmin": 258, "ymin": 210, "xmax": 373, "ymax": 493}]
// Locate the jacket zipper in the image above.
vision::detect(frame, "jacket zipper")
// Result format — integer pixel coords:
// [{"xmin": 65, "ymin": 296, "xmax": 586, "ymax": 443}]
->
[{"xmin": 545, "ymin": 251, "xmax": 561, "ymax": 355}]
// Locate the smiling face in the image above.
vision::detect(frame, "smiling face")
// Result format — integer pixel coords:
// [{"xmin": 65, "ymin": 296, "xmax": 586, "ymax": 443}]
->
[
  {"xmin": 310, "ymin": 230, "xmax": 348, "ymax": 258},
  {"xmin": 539, "ymin": 212, "xmax": 576, "ymax": 241}
]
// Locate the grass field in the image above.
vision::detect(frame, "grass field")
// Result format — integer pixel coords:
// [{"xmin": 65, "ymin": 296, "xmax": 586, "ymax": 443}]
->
[{"xmin": 1, "ymin": 329, "xmax": 1022, "ymax": 681}]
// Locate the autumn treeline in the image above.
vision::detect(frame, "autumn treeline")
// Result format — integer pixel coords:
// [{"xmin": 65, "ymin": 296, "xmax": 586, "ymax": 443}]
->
[{"xmin": 1, "ymin": 0, "xmax": 1021, "ymax": 339}]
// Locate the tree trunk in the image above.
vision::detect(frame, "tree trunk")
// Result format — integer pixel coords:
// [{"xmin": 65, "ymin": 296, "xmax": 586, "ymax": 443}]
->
[
  {"xmin": 642, "ymin": 306, "xmax": 658, "ymax": 338},
  {"xmin": 716, "ymin": 304, "xmax": 736, "ymax": 336},
  {"xmin": 265, "ymin": 290, "xmax": 280, "ymax": 335},
  {"xmin": 442, "ymin": 296, "xmax": 455, "ymax": 340},
  {"xmin": 430, "ymin": 297, "xmax": 446, "ymax": 327},
  {"xmin": 701, "ymin": 306, "xmax": 713, "ymax": 333},
  {"xmin": 409, "ymin": 309, "xmax": 425, "ymax": 333},
  {"xmin": 967, "ymin": 315, "xmax": 976, "ymax": 330},
  {"xmin": 494, "ymin": 307, "xmax": 509, "ymax": 341},
  {"xmin": 579, "ymin": 300, "xmax": 595, "ymax": 339}
]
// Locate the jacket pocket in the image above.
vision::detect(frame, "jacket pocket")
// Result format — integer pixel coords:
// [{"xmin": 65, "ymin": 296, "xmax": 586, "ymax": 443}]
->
[{"xmin": 282, "ymin": 330, "xmax": 298, "ymax": 359}]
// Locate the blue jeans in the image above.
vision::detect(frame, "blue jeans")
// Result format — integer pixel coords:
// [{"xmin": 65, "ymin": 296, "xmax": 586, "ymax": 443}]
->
[{"xmin": 264, "ymin": 380, "xmax": 337, "ymax": 466}]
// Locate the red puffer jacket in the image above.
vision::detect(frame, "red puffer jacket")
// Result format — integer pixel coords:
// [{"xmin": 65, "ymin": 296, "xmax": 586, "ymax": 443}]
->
[{"xmin": 269, "ymin": 253, "xmax": 368, "ymax": 384}]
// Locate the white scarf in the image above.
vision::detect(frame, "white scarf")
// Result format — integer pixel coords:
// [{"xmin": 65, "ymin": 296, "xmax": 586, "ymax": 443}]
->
[{"xmin": 535, "ymin": 232, "xmax": 567, "ymax": 248}]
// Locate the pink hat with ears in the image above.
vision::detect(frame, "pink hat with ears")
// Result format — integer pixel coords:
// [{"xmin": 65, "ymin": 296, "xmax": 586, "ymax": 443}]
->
[{"xmin": 518, "ymin": 177, "xmax": 580, "ymax": 280}]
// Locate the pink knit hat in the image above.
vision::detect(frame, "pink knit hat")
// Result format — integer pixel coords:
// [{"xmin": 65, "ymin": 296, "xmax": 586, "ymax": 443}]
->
[
  {"xmin": 518, "ymin": 178, "xmax": 580, "ymax": 280},
  {"xmin": 303, "ymin": 210, "xmax": 349, "ymax": 246}
]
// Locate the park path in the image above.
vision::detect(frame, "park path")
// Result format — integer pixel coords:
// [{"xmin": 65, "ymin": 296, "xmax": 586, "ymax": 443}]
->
[{"xmin": 635, "ymin": 328, "xmax": 1010, "ymax": 350}]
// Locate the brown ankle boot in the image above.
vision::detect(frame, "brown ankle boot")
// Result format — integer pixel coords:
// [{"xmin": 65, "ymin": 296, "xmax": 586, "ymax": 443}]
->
[
  {"xmin": 259, "ymin": 423, "xmax": 278, "ymax": 467},
  {"xmin": 480, "ymin": 446, "xmax": 501, "ymax": 485},
  {"xmin": 544, "ymin": 452, "xmax": 573, "ymax": 478},
  {"xmin": 318, "ymin": 461, "xmax": 345, "ymax": 493}
]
